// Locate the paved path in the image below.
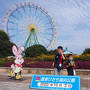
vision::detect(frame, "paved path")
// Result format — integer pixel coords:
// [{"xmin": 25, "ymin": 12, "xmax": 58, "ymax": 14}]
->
[{"xmin": 0, "ymin": 73, "xmax": 90, "ymax": 90}]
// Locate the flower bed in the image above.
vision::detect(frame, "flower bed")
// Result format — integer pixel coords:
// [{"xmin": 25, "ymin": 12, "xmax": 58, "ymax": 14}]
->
[
  {"xmin": 25, "ymin": 60, "xmax": 53, "ymax": 68},
  {"xmin": 2, "ymin": 59, "xmax": 90, "ymax": 69},
  {"xmin": 75, "ymin": 60, "xmax": 90, "ymax": 69}
]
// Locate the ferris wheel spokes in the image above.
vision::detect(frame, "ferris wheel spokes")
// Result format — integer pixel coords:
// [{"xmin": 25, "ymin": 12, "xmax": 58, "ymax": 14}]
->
[{"xmin": 3, "ymin": 2, "xmax": 56, "ymax": 49}]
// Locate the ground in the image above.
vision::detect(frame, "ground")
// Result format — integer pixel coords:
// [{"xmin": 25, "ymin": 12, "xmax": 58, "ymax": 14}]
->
[{"xmin": 0, "ymin": 73, "xmax": 90, "ymax": 90}]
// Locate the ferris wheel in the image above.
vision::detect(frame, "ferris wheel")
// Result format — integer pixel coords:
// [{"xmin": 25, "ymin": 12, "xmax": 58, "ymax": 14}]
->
[{"xmin": 2, "ymin": 2, "xmax": 56, "ymax": 50}]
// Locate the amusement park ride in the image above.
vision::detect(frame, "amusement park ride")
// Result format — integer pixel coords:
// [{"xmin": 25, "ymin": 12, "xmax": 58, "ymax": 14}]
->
[
  {"xmin": 1, "ymin": 2, "xmax": 57, "ymax": 80},
  {"xmin": 2, "ymin": 2, "xmax": 57, "ymax": 51}
]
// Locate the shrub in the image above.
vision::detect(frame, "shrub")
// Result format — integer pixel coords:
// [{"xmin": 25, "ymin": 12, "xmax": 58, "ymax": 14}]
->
[
  {"xmin": 25, "ymin": 44, "xmax": 48, "ymax": 57},
  {"xmin": 82, "ymin": 48, "xmax": 90, "ymax": 54},
  {"xmin": 48, "ymin": 49, "xmax": 57, "ymax": 55},
  {"xmin": 73, "ymin": 54, "xmax": 90, "ymax": 61},
  {"xmin": 0, "ymin": 30, "xmax": 9, "ymax": 41},
  {"xmin": 0, "ymin": 30, "xmax": 15, "ymax": 58},
  {"xmin": 35, "ymin": 54, "xmax": 55, "ymax": 61},
  {"xmin": 24, "ymin": 57, "xmax": 34, "ymax": 60},
  {"xmin": 0, "ymin": 57, "xmax": 15, "ymax": 67},
  {"xmin": 0, "ymin": 58, "xmax": 8, "ymax": 66}
]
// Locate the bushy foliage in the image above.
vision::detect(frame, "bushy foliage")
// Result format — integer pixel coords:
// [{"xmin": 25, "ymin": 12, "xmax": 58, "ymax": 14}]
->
[
  {"xmin": 35, "ymin": 54, "xmax": 55, "ymax": 61},
  {"xmin": 82, "ymin": 48, "xmax": 90, "ymax": 54},
  {"xmin": 1, "ymin": 54, "xmax": 90, "ymax": 69},
  {"xmin": 48, "ymin": 49, "xmax": 57, "ymax": 55},
  {"xmin": 0, "ymin": 57, "xmax": 14, "ymax": 67},
  {"xmin": 73, "ymin": 54, "xmax": 90, "ymax": 61},
  {"xmin": 25, "ymin": 44, "xmax": 48, "ymax": 57},
  {"xmin": 0, "ymin": 30, "xmax": 9, "ymax": 41},
  {"xmin": 0, "ymin": 30, "xmax": 15, "ymax": 57}
]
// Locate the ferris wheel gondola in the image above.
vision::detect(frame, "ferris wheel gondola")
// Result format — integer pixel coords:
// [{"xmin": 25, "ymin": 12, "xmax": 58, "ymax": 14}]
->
[{"xmin": 2, "ymin": 2, "xmax": 57, "ymax": 50}]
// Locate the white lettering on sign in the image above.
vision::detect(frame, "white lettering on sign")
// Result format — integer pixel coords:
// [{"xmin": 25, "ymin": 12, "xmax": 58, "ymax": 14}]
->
[
  {"xmin": 41, "ymin": 77, "xmax": 75, "ymax": 83},
  {"xmin": 38, "ymin": 82, "xmax": 72, "ymax": 88}
]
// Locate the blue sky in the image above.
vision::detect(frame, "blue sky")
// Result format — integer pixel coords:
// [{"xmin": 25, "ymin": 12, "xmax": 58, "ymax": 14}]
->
[{"xmin": 0, "ymin": 0, "xmax": 90, "ymax": 54}]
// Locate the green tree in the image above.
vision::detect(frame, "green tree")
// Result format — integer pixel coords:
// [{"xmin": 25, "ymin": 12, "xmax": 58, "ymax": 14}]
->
[
  {"xmin": 0, "ymin": 30, "xmax": 14, "ymax": 57},
  {"xmin": 48, "ymin": 49, "xmax": 57, "ymax": 55},
  {"xmin": 82, "ymin": 48, "xmax": 90, "ymax": 54},
  {"xmin": 25, "ymin": 44, "xmax": 48, "ymax": 57},
  {"xmin": 0, "ymin": 30, "xmax": 9, "ymax": 41}
]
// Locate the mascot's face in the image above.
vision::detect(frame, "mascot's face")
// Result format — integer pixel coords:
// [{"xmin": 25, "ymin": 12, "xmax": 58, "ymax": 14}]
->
[
  {"xmin": 12, "ymin": 45, "xmax": 24, "ymax": 65},
  {"xmin": 15, "ymin": 55, "xmax": 24, "ymax": 65}
]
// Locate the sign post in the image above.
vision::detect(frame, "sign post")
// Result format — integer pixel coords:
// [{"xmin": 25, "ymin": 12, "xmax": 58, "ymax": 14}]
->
[{"xmin": 30, "ymin": 74, "xmax": 81, "ymax": 90}]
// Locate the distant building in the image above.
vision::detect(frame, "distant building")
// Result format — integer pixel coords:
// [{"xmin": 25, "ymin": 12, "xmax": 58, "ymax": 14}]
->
[{"xmin": 64, "ymin": 48, "xmax": 72, "ymax": 54}]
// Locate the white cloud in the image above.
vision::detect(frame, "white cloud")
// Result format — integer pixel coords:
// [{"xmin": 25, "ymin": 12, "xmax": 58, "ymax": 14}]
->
[
  {"xmin": 49, "ymin": 0, "xmax": 90, "ymax": 54},
  {"xmin": 0, "ymin": 0, "xmax": 90, "ymax": 54}
]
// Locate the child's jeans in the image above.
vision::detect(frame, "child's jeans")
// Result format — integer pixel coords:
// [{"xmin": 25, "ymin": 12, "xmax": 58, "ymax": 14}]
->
[{"xmin": 54, "ymin": 68, "xmax": 63, "ymax": 75}]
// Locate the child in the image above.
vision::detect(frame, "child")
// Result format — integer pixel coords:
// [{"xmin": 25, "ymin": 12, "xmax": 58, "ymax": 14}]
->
[
  {"xmin": 53, "ymin": 46, "xmax": 65, "ymax": 75},
  {"xmin": 66, "ymin": 54, "xmax": 76, "ymax": 76}
]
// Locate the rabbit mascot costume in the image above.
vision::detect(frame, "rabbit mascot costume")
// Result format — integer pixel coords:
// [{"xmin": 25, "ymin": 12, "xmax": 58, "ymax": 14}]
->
[{"xmin": 10, "ymin": 45, "xmax": 24, "ymax": 80}]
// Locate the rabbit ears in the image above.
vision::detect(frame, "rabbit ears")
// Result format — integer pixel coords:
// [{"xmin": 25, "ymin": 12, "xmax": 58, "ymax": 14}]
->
[{"xmin": 12, "ymin": 45, "xmax": 24, "ymax": 56}]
